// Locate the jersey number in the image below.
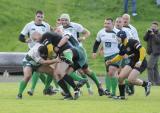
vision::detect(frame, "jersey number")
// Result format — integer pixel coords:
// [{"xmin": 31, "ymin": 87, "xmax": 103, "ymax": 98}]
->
[{"xmin": 105, "ymin": 42, "xmax": 111, "ymax": 48}]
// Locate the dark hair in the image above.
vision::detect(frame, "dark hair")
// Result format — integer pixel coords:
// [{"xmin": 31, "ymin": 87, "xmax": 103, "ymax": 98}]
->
[
  {"xmin": 105, "ymin": 18, "xmax": 113, "ymax": 22},
  {"xmin": 36, "ymin": 10, "xmax": 44, "ymax": 15},
  {"xmin": 38, "ymin": 45, "xmax": 48, "ymax": 60},
  {"xmin": 152, "ymin": 21, "xmax": 159, "ymax": 26}
]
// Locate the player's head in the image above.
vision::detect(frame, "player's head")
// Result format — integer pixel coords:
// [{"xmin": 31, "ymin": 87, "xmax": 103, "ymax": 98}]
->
[
  {"xmin": 122, "ymin": 14, "xmax": 130, "ymax": 26},
  {"xmin": 104, "ymin": 18, "xmax": 114, "ymax": 31},
  {"xmin": 56, "ymin": 18, "xmax": 62, "ymax": 27},
  {"xmin": 38, "ymin": 45, "xmax": 48, "ymax": 60},
  {"xmin": 60, "ymin": 13, "xmax": 70, "ymax": 27},
  {"xmin": 151, "ymin": 21, "xmax": 159, "ymax": 32},
  {"xmin": 115, "ymin": 17, "xmax": 124, "ymax": 29},
  {"xmin": 31, "ymin": 31, "xmax": 42, "ymax": 42},
  {"xmin": 116, "ymin": 30, "xmax": 127, "ymax": 44},
  {"xmin": 35, "ymin": 10, "xmax": 44, "ymax": 24}
]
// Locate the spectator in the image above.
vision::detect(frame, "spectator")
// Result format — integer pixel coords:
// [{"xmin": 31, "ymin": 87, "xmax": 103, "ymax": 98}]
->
[
  {"xmin": 156, "ymin": 0, "xmax": 160, "ymax": 6},
  {"xmin": 124, "ymin": 0, "xmax": 137, "ymax": 16},
  {"xmin": 144, "ymin": 21, "xmax": 160, "ymax": 85}
]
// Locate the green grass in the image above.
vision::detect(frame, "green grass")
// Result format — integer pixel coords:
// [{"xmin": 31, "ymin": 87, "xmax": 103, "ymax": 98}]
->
[
  {"xmin": 0, "ymin": 0, "xmax": 160, "ymax": 74},
  {"xmin": 0, "ymin": 82, "xmax": 159, "ymax": 113}
]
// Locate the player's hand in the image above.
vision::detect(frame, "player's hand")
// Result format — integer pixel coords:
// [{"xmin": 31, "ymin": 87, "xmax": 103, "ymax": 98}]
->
[
  {"xmin": 25, "ymin": 38, "xmax": 31, "ymax": 43},
  {"xmin": 92, "ymin": 53, "xmax": 97, "ymax": 59},
  {"xmin": 54, "ymin": 57, "xmax": 61, "ymax": 63},
  {"xmin": 78, "ymin": 37, "xmax": 86, "ymax": 42},
  {"xmin": 106, "ymin": 60, "xmax": 112, "ymax": 66},
  {"xmin": 135, "ymin": 61, "xmax": 142, "ymax": 68},
  {"xmin": 98, "ymin": 49, "xmax": 104, "ymax": 56},
  {"xmin": 54, "ymin": 46, "xmax": 60, "ymax": 53}
]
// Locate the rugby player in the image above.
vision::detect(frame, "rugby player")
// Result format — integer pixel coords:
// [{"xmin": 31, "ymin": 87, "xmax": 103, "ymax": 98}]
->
[
  {"xmin": 18, "ymin": 10, "xmax": 54, "ymax": 96},
  {"xmin": 106, "ymin": 30, "xmax": 151, "ymax": 100},
  {"xmin": 93, "ymin": 18, "xmax": 120, "ymax": 98},
  {"xmin": 60, "ymin": 13, "xmax": 104, "ymax": 96}
]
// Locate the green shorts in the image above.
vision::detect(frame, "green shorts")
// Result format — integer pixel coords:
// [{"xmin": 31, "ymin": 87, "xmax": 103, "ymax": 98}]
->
[
  {"xmin": 73, "ymin": 46, "xmax": 87, "ymax": 70},
  {"xmin": 120, "ymin": 58, "xmax": 130, "ymax": 68},
  {"xmin": 104, "ymin": 53, "xmax": 121, "ymax": 72}
]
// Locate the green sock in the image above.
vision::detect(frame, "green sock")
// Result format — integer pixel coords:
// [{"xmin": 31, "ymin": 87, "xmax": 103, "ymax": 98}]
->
[
  {"xmin": 18, "ymin": 80, "xmax": 27, "ymax": 94},
  {"xmin": 105, "ymin": 74, "xmax": 111, "ymax": 92},
  {"xmin": 39, "ymin": 73, "xmax": 46, "ymax": 84},
  {"xmin": 63, "ymin": 50, "xmax": 73, "ymax": 63},
  {"xmin": 87, "ymin": 71, "xmax": 100, "ymax": 88},
  {"xmin": 52, "ymin": 77, "xmax": 59, "ymax": 89},
  {"xmin": 125, "ymin": 79, "xmax": 129, "ymax": 85},
  {"xmin": 69, "ymin": 72, "xmax": 85, "ymax": 81},
  {"xmin": 44, "ymin": 74, "xmax": 53, "ymax": 90},
  {"xmin": 111, "ymin": 77, "xmax": 118, "ymax": 95},
  {"xmin": 81, "ymin": 74, "xmax": 91, "ymax": 88},
  {"xmin": 30, "ymin": 72, "xmax": 39, "ymax": 92}
]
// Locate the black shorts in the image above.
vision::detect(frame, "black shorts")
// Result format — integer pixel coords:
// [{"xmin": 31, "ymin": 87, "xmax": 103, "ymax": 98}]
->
[{"xmin": 128, "ymin": 58, "xmax": 147, "ymax": 73}]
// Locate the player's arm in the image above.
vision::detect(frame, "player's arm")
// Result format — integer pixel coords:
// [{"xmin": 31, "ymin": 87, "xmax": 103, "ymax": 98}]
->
[
  {"xmin": 92, "ymin": 31, "xmax": 102, "ymax": 58},
  {"xmin": 39, "ymin": 58, "xmax": 60, "ymax": 65},
  {"xmin": 135, "ymin": 42, "xmax": 146, "ymax": 67},
  {"xmin": 57, "ymin": 35, "xmax": 70, "ymax": 47},
  {"xmin": 80, "ymin": 28, "xmax": 90, "ymax": 40},
  {"xmin": 19, "ymin": 34, "xmax": 26, "ymax": 42},
  {"xmin": 19, "ymin": 23, "xmax": 30, "ymax": 43}
]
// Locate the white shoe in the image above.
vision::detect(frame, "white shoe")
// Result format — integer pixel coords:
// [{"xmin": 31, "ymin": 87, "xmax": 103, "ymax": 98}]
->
[
  {"xmin": 132, "ymin": 13, "xmax": 137, "ymax": 16},
  {"xmin": 88, "ymin": 88, "xmax": 93, "ymax": 95}
]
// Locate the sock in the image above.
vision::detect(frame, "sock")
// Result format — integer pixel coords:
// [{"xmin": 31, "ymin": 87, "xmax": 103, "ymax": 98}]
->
[
  {"xmin": 105, "ymin": 74, "xmax": 111, "ymax": 92},
  {"xmin": 58, "ymin": 79, "xmax": 70, "ymax": 95},
  {"xmin": 18, "ymin": 80, "xmax": 27, "ymax": 95},
  {"xmin": 118, "ymin": 84, "xmax": 125, "ymax": 97},
  {"xmin": 87, "ymin": 71, "xmax": 100, "ymax": 88},
  {"xmin": 30, "ymin": 72, "xmax": 39, "ymax": 92},
  {"xmin": 69, "ymin": 72, "xmax": 84, "ymax": 81},
  {"xmin": 81, "ymin": 74, "xmax": 91, "ymax": 88},
  {"xmin": 52, "ymin": 77, "xmax": 59, "ymax": 89},
  {"xmin": 63, "ymin": 75, "xmax": 78, "ymax": 91},
  {"xmin": 44, "ymin": 74, "xmax": 53, "ymax": 90},
  {"xmin": 142, "ymin": 81, "xmax": 147, "ymax": 87},
  {"xmin": 111, "ymin": 77, "xmax": 118, "ymax": 96},
  {"xmin": 125, "ymin": 79, "xmax": 129, "ymax": 85},
  {"xmin": 39, "ymin": 73, "xmax": 46, "ymax": 84},
  {"xmin": 63, "ymin": 50, "xmax": 73, "ymax": 63}
]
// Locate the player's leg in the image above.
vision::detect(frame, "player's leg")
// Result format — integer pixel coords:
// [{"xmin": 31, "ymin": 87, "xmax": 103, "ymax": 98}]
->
[
  {"xmin": 115, "ymin": 65, "xmax": 132, "ymax": 100},
  {"xmin": 54, "ymin": 62, "xmax": 74, "ymax": 100},
  {"xmin": 82, "ymin": 64, "xmax": 104, "ymax": 96},
  {"xmin": 27, "ymin": 71, "xmax": 41, "ymax": 96},
  {"xmin": 108, "ymin": 65, "xmax": 119, "ymax": 97},
  {"xmin": 17, "ymin": 66, "xmax": 32, "ymax": 99},
  {"xmin": 80, "ymin": 72, "xmax": 93, "ymax": 95},
  {"xmin": 128, "ymin": 59, "xmax": 151, "ymax": 96}
]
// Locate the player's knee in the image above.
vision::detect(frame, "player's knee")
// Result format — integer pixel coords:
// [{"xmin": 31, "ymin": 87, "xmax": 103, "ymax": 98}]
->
[{"xmin": 128, "ymin": 77, "xmax": 136, "ymax": 84}]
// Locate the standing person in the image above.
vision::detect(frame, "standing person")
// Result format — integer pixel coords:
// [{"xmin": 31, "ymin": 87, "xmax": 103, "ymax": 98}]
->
[
  {"xmin": 60, "ymin": 13, "xmax": 104, "ymax": 96},
  {"xmin": 106, "ymin": 31, "xmax": 151, "ymax": 100},
  {"xmin": 144, "ymin": 21, "xmax": 160, "ymax": 85},
  {"xmin": 114, "ymin": 17, "xmax": 135, "ymax": 95},
  {"xmin": 122, "ymin": 14, "xmax": 140, "ymax": 42},
  {"xmin": 124, "ymin": 0, "xmax": 137, "ymax": 16},
  {"xmin": 92, "ymin": 18, "xmax": 120, "ymax": 98},
  {"xmin": 18, "ymin": 10, "xmax": 53, "ymax": 96}
]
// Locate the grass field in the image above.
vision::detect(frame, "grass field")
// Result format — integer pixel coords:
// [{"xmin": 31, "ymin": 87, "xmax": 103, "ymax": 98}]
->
[
  {"xmin": 0, "ymin": 82, "xmax": 159, "ymax": 113},
  {"xmin": 1, "ymin": 0, "xmax": 160, "ymax": 74}
]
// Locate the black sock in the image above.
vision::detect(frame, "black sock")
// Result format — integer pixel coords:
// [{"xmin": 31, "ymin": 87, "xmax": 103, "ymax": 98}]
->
[
  {"xmin": 58, "ymin": 79, "xmax": 70, "ymax": 95},
  {"xmin": 142, "ymin": 81, "xmax": 147, "ymax": 87},
  {"xmin": 63, "ymin": 74, "xmax": 78, "ymax": 91},
  {"xmin": 119, "ymin": 84, "xmax": 125, "ymax": 97}
]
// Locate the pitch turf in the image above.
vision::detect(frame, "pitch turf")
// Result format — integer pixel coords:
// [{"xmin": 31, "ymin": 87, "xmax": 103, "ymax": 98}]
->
[{"xmin": 0, "ymin": 83, "xmax": 159, "ymax": 113}]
